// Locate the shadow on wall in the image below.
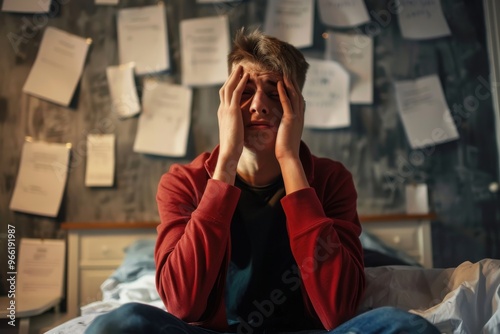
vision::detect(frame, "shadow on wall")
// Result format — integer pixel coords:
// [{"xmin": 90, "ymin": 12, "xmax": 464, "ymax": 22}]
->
[{"xmin": 431, "ymin": 221, "xmax": 486, "ymax": 268}]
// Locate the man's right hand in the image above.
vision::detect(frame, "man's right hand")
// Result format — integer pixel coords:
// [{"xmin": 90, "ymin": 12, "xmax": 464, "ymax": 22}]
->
[{"xmin": 213, "ymin": 65, "xmax": 249, "ymax": 184}]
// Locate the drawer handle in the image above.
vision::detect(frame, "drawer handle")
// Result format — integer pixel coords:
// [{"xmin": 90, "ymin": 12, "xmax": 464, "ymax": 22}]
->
[{"xmin": 392, "ymin": 236, "xmax": 401, "ymax": 244}]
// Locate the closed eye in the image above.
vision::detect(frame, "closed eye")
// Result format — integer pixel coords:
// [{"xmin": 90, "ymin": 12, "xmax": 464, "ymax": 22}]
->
[
  {"xmin": 268, "ymin": 91, "xmax": 280, "ymax": 99},
  {"xmin": 240, "ymin": 90, "xmax": 253, "ymax": 103}
]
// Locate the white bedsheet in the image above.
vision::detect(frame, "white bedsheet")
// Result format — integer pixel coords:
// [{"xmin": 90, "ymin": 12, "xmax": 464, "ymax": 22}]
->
[
  {"xmin": 359, "ymin": 258, "xmax": 500, "ymax": 333},
  {"xmin": 46, "ymin": 259, "xmax": 500, "ymax": 334}
]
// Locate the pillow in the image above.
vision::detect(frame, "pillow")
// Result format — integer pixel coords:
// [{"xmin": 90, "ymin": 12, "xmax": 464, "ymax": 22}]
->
[{"xmin": 109, "ymin": 239, "xmax": 157, "ymax": 283}]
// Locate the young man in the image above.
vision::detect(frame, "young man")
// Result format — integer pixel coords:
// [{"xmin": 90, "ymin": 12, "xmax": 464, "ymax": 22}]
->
[{"xmin": 86, "ymin": 29, "xmax": 440, "ymax": 334}]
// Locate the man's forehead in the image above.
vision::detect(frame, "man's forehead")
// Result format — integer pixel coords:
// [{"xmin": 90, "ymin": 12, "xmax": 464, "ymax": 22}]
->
[{"xmin": 234, "ymin": 61, "xmax": 282, "ymax": 81}]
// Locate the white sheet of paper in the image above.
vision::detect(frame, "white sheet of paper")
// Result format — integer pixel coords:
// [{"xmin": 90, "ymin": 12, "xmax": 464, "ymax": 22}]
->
[
  {"xmin": 180, "ymin": 15, "xmax": 230, "ymax": 86},
  {"xmin": 22, "ymin": 27, "xmax": 90, "ymax": 107},
  {"xmin": 398, "ymin": 0, "xmax": 451, "ymax": 40},
  {"xmin": 134, "ymin": 80, "xmax": 192, "ymax": 157},
  {"xmin": 405, "ymin": 183, "xmax": 429, "ymax": 214},
  {"xmin": 395, "ymin": 75, "xmax": 459, "ymax": 149},
  {"xmin": 2, "ymin": 0, "xmax": 50, "ymax": 13},
  {"xmin": 18, "ymin": 238, "xmax": 65, "ymax": 297},
  {"xmin": 303, "ymin": 58, "xmax": 350, "ymax": 129},
  {"xmin": 263, "ymin": 0, "xmax": 314, "ymax": 49},
  {"xmin": 85, "ymin": 134, "xmax": 115, "ymax": 187},
  {"xmin": 96, "ymin": 0, "xmax": 119, "ymax": 5},
  {"xmin": 106, "ymin": 63, "xmax": 141, "ymax": 118},
  {"xmin": 325, "ymin": 31, "xmax": 373, "ymax": 104},
  {"xmin": 117, "ymin": 4, "xmax": 170, "ymax": 75},
  {"xmin": 10, "ymin": 141, "xmax": 70, "ymax": 217},
  {"xmin": 317, "ymin": 0, "xmax": 370, "ymax": 27}
]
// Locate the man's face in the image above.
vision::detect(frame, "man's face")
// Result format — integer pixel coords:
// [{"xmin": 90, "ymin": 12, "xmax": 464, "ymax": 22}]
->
[{"xmin": 236, "ymin": 61, "xmax": 284, "ymax": 152}]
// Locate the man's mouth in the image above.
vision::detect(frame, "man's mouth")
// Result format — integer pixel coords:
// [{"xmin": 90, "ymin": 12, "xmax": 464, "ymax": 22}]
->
[{"xmin": 247, "ymin": 122, "xmax": 272, "ymax": 129}]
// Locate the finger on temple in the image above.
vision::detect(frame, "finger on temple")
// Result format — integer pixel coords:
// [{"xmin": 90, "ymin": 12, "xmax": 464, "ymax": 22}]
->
[
  {"xmin": 231, "ymin": 73, "xmax": 249, "ymax": 106},
  {"xmin": 224, "ymin": 65, "xmax": 244, "ymax": 102},
  {"xmin": 220, "ymin": 66, "xmax": 239, "ymax": 99},
  {"xmin": 277, "ymin": 81, "xmax": 288, "ymax": 99},
  {"xmin": 284, "ymin": 75, "xmax": 305, "ymax": 112},
  {"xmin": 278, "ymin": 80, "xmax": 293, "ymax": 114}
]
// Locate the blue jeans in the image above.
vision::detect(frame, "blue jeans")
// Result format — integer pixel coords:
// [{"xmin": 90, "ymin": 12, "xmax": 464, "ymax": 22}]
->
[{"xmin": 85, "ymin": 302, "xmax": 440, "ymax": 334}]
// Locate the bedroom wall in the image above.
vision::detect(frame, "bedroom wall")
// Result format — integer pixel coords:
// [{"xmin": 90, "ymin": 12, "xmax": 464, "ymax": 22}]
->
[{"xmin": 1, "ymin": 0, "xmax": 499, "ymax": 294}]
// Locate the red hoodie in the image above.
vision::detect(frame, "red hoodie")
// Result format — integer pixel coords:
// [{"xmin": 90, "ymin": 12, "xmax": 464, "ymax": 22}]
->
[{"xmin": 155, "ymin": 142, "xmax": 365, "ymax": 332}]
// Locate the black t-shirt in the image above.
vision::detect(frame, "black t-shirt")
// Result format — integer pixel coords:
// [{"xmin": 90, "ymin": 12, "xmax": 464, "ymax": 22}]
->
[{"xmin": 225, "ymin": 175, "xmax": 315, "ymax": 332}]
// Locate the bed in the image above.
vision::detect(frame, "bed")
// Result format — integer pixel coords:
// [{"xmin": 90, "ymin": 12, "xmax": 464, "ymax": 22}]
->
[{"xmin": 46, "ymin": 228, "xmax": 500, "ymax": 334}]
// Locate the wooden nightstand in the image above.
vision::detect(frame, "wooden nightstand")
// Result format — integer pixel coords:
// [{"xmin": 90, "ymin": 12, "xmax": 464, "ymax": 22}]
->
[
  {"xmin": 360, "ymin": 213, "xmax": 435, "ymax": 268},
  {"xmin": 61, "ymin": 222, "xmax": 158, "ymax": 319}
]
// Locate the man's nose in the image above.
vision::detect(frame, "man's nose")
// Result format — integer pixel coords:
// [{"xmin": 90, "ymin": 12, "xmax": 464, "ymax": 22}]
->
[{"xmin": 249, "ymin": 91, "xmax": 269, "ymax": 114}]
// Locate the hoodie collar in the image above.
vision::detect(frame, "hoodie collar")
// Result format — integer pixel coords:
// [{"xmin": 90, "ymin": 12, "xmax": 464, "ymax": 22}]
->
[{"xmin": 204, "ymin": 141, "xmax": 315, "ymax": 185}]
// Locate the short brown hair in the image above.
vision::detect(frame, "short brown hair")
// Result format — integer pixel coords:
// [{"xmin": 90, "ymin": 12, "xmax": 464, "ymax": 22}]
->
[{"xmin": 227, "ymin": 28, "xmax": 309, "ymax": 90}]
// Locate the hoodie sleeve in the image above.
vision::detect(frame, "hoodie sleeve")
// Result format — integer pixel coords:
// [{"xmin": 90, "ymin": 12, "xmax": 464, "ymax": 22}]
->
[
  {"xmin": 155, "ymin": 166, "xmax": 240, "ymax": 323},
  {"xmin": 280, "ymin": 165, "xmax": 365, "ymax": 330}
]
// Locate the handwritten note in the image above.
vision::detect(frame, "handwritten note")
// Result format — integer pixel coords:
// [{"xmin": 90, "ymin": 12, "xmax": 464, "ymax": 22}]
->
[
  {"xmin": 264, "ymin": 0, "xmax": 314, "ymax": 48},
  {"xmin": 398, "ymin": 0, "xmax": 451, "ymax": 40},
  {"xmin": 317, "ymin": 0, "xmax": 370, "ymax": 27},
  {"xmin": 117, "ymin": 4, "xmax": 170, "ymax": 74},
  {"xmin": 2, "ymin": 0, "xmax": 50, "ymax": 12},
  {"xmin": 303, "ymin": 58, "xmax": 350, "ymax": 129},
  {"xmin": 10, "ymin": 140, "xmax": 71, "ymax": 217},
  {"xmin": 325, "ymin": 31, "xmax": 373, "ymax": 104},
  {"xmin": 85, "ymin": 134, "xmax": 115, "ymax": 187},
  {"xmin": 106, "ymin": 62, "xmax": 141, "ymax": 118},
  {"xmin": 23, "ymin": 27, "xmax": 90, "ymax": 106},
  {"xmin": 18, "ymin": 238, "xmax": 65, "ymax": 296},
  {"xmin": 134, "ymin": 80, "xmax": 192, "ymax": 157},
  {"xmin": 394, "ymin": 75, "xmax": 459, "ymax": 149},
  {"xmin": 180, "ymin": 15, "xmax": 230, "ymax": 86}
]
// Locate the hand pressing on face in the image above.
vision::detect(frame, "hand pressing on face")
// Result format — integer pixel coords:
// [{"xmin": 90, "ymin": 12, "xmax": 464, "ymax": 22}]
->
[
  {"xmin": 213, "ymin": 65, "xmax": 249, "ymax": 183},
  {"xmin": 275, "ymin": 74, "xmax": 305, "ymax": 163}
]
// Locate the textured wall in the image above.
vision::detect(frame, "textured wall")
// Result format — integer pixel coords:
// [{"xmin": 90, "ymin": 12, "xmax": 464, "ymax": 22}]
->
[{"xmin": 0, "ymin": 0, "xmax": 499, "ymax": 294}]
